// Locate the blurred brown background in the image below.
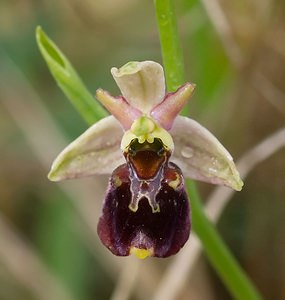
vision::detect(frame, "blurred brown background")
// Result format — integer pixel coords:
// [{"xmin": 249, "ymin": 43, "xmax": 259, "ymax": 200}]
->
[{"xmin": 0, "ymin": 0, "xmax": 285, "ymax": 299}]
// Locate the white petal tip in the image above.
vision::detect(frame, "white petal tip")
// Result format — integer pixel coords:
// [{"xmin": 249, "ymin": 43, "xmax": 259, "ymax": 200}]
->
[
  {"xmin": 111, "ymin": 61, "xmax": 141, "ymax": 77},
  {"xmin": 231, "ymin": 177, "xmax": 244, "ymax": 191},
  {"xmin": 226, "ymin": 162, "xmax": 244, "ymax": 191},
  {"xmin": 47, "ymin": 161, "xmax": 70, "ymax": 181},
  {"xmin": 47, "ymin": 170, "xmax": 61, "ymax": 182}
]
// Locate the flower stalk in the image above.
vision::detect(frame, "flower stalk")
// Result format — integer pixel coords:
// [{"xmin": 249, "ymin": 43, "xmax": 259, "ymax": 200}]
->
[{"xmin": 154, "ymin": 0, "xmax": 185, "ymax": 94}]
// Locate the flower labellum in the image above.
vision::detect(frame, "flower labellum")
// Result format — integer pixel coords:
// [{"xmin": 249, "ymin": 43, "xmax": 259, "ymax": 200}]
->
[{"xmin": 48, "ymin": 61, "xmax": 243, "ymax": 258}]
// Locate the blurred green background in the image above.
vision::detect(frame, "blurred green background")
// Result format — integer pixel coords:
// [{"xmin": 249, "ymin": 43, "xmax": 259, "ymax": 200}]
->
[{"xmin": 0, "ymin": 0, "xmax": 285, "ymax": 299}]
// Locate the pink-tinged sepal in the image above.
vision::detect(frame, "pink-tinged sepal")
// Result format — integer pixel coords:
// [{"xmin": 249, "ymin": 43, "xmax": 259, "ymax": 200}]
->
[
  {"xmin": 151, "ymin": 83, "xmax": 196, "ymax": 130},
  {"xmin": 97, "ymin": 163, "xmax": 190, "ymax": 258},
  {"xmin": 48, "ymin": 116, "xmax": 124, "ymax": 181},
  {"xmin": 170, "ymin": 116, "xmax": 243, "ymax": 191}
]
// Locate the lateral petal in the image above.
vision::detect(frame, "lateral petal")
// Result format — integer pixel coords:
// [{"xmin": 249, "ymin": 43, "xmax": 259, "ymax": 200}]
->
[
  {"xmin": 111, "ymin": 61, "xmax": 166, "ymax": 113},
  {"xmin": 96, "ymin": 89, "xmax": 142, "ymax": 130},
  {"xmin": 170, "ymin": 116, "xmax": 243, "ymax": 191},
  {"xmin": 151, "ymin": 83, "xmax": 196, "ymax": 130},
  {"xmin": 48, "ymin": 116, "xmax": 124, "ymax": 181}
]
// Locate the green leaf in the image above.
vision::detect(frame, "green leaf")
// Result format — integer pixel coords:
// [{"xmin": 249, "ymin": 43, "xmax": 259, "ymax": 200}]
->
[{"xmin": 36, "ymin": 26, "xmax": 108, "ymax": 125}]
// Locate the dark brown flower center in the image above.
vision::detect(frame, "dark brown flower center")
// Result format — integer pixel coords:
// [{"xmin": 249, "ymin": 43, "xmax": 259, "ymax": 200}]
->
[{"xmin": 125, "ymin": 138, "xmax": 169, "ymax": 180}]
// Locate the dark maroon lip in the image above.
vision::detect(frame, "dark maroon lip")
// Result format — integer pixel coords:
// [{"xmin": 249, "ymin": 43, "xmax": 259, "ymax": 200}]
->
[
  {"xmin": 97, "ymin": 162, "xmax": 191, "ymax": 258},
  {"xmin": 97, "ymin": 138, "xmax": 191, "ymax": 258}
]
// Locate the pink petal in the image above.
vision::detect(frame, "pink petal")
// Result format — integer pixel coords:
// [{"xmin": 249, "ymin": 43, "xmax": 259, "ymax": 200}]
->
[
  {"xmin": 151, "ymin": 83, "xmax": 196, "ymax": 130},
  {"xmin": 96, "ymin": 89, "xmax": 142, "ymax": 130}
]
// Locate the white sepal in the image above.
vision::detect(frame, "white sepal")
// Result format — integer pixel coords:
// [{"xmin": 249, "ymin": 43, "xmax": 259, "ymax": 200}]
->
[
  {"xmin": 48, "ymin": 116, "xmax": 124, "ymax": 181},
  {"xmin": 170, "ymin": 116, "xmax": 243, "ymax": 191},
  {"xmin": 111, "ymin": 61, "xmax": 166, "ymax": 113}
]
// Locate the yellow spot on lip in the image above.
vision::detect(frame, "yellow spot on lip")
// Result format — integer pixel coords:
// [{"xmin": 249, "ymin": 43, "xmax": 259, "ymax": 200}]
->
[
  {"xmin": 168, "ymin": 174, "xmax": 181, "ymax": 189},
  {"xmin": 130, "ymin": 247, "xmax": 153, "ymax": 259},
  {"xmin": 113, "ymin": 175, "xmax": 122, "ymax": 187}
]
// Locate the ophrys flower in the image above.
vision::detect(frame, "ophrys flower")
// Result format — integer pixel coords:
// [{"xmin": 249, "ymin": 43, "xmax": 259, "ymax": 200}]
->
[{"xmin": 48, "ymin": 61, "xmax": 243, "ymax": 258}]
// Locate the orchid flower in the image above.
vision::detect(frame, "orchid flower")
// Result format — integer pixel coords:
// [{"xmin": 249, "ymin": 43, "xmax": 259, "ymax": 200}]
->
[{"xmin": 48, "ymin": 61, "xmax": 243, "ymax": 259}]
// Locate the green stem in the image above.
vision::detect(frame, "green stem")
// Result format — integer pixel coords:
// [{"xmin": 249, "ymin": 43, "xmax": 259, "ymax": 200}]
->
[
  {"xmin": 154, "ymin": 0, "xmax": 185, "ymax": 93},
  {"xmin": 154, "ymin": 1, "xmax": 262, "ymax": 299}
]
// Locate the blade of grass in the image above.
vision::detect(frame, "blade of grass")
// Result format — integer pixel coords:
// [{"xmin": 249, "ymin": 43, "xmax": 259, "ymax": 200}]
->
[
  {"xmin": 154, "ymin": 1, "xmax": 262, "ymax": 299},
  {"xmin": 36, "ymin": 26, "xmax": 108, "ymax": 125}
]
